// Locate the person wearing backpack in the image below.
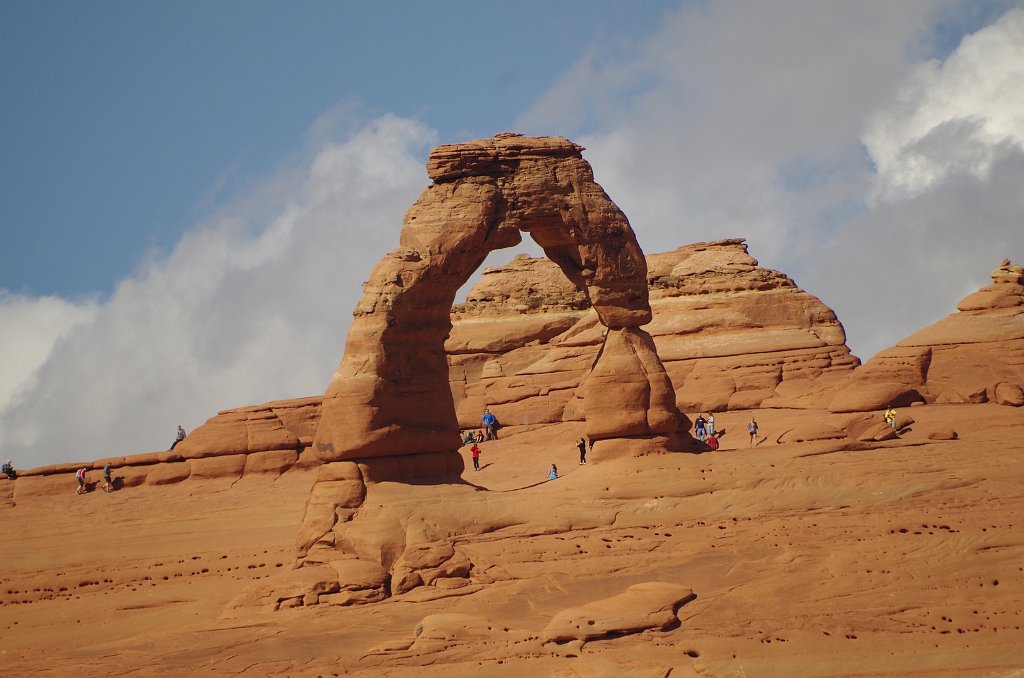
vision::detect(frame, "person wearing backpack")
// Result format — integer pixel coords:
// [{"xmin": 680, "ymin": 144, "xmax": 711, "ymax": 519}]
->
[
  {"xmin": 75, "ymin": 467, "xmax": 87, "ymax": 495},
  {"xmin": 694, "ymin": 414, "xmax": 707, "ymax": 442}
]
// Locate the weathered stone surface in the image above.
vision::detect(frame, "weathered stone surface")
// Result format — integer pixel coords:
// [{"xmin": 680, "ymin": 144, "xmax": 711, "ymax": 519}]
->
[
  {"xmin": 541, "ymin": 582, "xmax": 695, "ymax": 643},
  {"xmin": 449, "ymin": 239, "xmax": 858, "ymax": 429},
  {"xmin": 314, "ymin": 133, "xmax": 673, "ymax": 463},
  {"xmin": 176, "ymin": 397, "xmax": 318, "ymax": 459},
  {"xmin": 830, "ymin": 260, "xmax": 1024, "ymax": 412}
]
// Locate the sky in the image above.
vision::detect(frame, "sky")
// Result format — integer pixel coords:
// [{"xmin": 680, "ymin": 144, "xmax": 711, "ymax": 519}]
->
[{"xmin": 2, "ymin": 0, "xmax": 1022, "ymax": 468}]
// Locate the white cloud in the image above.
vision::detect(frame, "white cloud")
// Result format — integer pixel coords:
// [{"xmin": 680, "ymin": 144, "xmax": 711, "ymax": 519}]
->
[
  {"xmin": 865, "ymin": 8, "xmax": 1024, "ymax": 200},
  {"xmin": 0, "ymin": 114, "xmax": 436, "ymax": 468},
  {"xmin": 517, "ymin": 1, "xmax": 1024, "ymax": 360},
  {"xmin": 0, "ymin": 292, "xmax": 97, "ymax": 412}
]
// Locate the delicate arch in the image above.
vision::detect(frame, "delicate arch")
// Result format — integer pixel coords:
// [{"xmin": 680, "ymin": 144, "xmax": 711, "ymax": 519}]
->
[{"xmin": 314, "ymin": 134, "xmax": 677, "ymax": 461}]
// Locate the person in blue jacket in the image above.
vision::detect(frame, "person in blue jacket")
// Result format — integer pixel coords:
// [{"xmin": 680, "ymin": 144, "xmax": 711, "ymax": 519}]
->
[{"xmin": 482, "ymin": 408, "xmax": 498, "ymax": 440}]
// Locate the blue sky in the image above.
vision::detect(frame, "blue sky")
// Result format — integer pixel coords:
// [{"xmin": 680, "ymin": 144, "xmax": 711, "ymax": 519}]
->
[
  {"xmin": 2, "ymin": 0, "xmax": 1023, "ymax": 467},
  {"xmin": 2, "ymin": 0, "xmax": 674, "ymax": 297}
]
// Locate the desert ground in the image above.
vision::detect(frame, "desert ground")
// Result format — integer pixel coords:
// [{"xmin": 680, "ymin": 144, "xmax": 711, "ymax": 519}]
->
[{"xmin": 2, "ymin": 403, "xmax": 1022, "ymax": 677}]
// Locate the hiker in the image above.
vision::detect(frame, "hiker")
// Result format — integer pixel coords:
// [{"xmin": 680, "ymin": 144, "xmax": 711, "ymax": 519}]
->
[
  {"xmin": 884, "ymin": 408, "xmax": 897, "ymax": 430},
  {"xmin": 707, "ymin": 412, "xmax": 716, "ymax": 437},
  {"xmin": 482, "ymin": 408, "xmax": 498, "ymax": 440},
  {"xmin": 2, "ymin": 459, "xmax": 15, "ymax": 480},
  {"xmin": 169, "ymin": 425, "xmax": 187, "ymax": 451},
  {"xmin": 694, "ymin": 414, "xmax": 707, "ymax": 441},
  {"xmin": 548, "ymin": 464, "xmax": 558, "ymax": 480},
  {"xmin": 75, "ymin": 467, "xmax": 87, "ymax": 495},
  {"xmin": 462, "ymin": 430, "xmax": 475, "ymax": 445},
  {"xmin": 748, "ymin": 418, "xmax": 759, "ymax": 447},
  {"xmin": 475, "ymin": 429, "xmax": 485, "ymax": 443},
  {"xmin": 103, "ymin": 463, "xmax": 113, "ymax": 493},
  {"xmin": 577, "ymin": 437, "xmax": 588, "ymax": 465},
  {"xmin": 707, "ymin": 433, "xmax": 720, "ymax": 451},
  {"xmin": 470, "ymin": 443, "xmax": 481, "ymax": 471}
]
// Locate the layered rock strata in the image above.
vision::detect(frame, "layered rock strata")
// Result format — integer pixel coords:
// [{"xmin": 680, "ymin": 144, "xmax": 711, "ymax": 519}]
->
[
  {"xmin": 314, "ymin": 133, "xmax": 678, "ymax": 464},
  {"xmin": 828, "ymin": 260, "xmax": 1024, "ymax": 411},
  {"xmin": 448, "ymin": 239, "xmax": 860, "ymax": 429}
]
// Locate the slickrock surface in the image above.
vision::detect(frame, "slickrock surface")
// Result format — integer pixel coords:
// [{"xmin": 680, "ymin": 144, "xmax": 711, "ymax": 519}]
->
[{"xmin": 2, "ymin": 404, "xmax": 1022, "ymax": 675}]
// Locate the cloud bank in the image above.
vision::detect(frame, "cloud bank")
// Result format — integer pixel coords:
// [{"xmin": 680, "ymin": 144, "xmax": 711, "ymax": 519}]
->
[
  {"xmin": 1, "ymin": 115, "xmax": 436, "ymax": 467},
  {"xmin": 518, "ymin": 1, "xmax": 1024, "ymax": 361}
]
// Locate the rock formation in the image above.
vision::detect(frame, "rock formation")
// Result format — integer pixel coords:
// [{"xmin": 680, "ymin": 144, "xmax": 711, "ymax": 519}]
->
[
  {"xmin": 448, "ymin": 239, "xmax": 860, "ymax": 433},
  {"xmin": 828, "ymin": 260, "xmax": 1024, "ymax": 411},
  {"xmin": 313, "ymin": 133, "xmax": 678, "ymax": 465}
]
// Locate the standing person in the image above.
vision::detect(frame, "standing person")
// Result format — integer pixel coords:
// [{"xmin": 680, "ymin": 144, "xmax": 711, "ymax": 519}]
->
[
  {"xmin": 103, "ymin": 463, "xmax": 113, "ymax": 493},
  {"xmin": 75, "ymin": 467, "xmax": 87, "ymax": 495},
  {"xmin": 169, "ymin": 425, "xmax": 187, "ymax": 451},
  {"xmin": 748, "ymin": 418, "xmax": 759, "ymax": 447},
  {"xmin": 577, "ymin": 437, "xmax": 588, "ymax": 465},
  {"xmin": 548, "ymin": 464, "xmax": 558, "ymax": 480},
  {"xmin": 707, "ymin": 412, "xmax": 716, "ymax": 437},
  {"xmin": 694, "ymin": 414, "xmax": 707, "ymax": 442},
  {"xmin": 470, "ymin": 443, "xmax": 481, "ymax": 471},
  {"xmin": 884, "ymin": 408, "xmax": 897, "ymax": 430},
  {"xmin": 707, "ymin": 433, "xmax": 720, "ymax": 451},
  {"xmin": 482, "ymin": 408, "xmax": 498, "ymax": 441}
]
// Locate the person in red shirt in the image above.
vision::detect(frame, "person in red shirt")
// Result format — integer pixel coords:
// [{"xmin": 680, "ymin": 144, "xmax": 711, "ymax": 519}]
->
[{"xmin": 470, "ymin": 443, "xmax": 481, "ymax": 471}]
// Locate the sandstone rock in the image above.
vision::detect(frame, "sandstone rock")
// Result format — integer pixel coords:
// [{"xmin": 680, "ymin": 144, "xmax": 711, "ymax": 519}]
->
[
  {"xmin": 828, "ymin": 380, "xmax": 924, "ymax": 413},
  {"xmin": 243, "ymin": 449, "xmax": 298, "ymax": 475},
  {"xmin": 541, "ymin": 582, "xmax": 695, "ymax": 644},
  {"xmin": 314, "ymin": 133, "xmax": 674, "ymax": 463},
  {"xmin": 927, "ymin": 429, "xmax": 959, "ymax": 440},
  {"xmin": 144, "ymin": 462, "xmax": 191, "ymax": 486},
  {"xmin": 223, "ymin": 566, "xmax": 341, "ymax": 614},
  {"xmin": 991, "ymin": 382, "xmax": 1024, "ymax": 407},
  {"xmin": 176, "ymin": 397, "xmax": 318, "ymax": 460},
  {"xmin": 778, "ymin": 423, "xmax": 847, "ymax": 444},
  {"xmin": 187, "ymin": 455, "xmax": 246, "ymax": 480}
]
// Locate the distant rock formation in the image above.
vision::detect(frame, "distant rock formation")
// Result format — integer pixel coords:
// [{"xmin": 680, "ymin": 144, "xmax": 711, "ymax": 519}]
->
[
  {"xmin": 314, "ymin": 133, "xmax": 678, "ymax": 464},
  {"xmin": 449, "ymin": 239, "xmax": 860, "ymax": 429},
  {"xmin": 828, "ymin": 260, "xmax": 1024, "ymax": 411}
]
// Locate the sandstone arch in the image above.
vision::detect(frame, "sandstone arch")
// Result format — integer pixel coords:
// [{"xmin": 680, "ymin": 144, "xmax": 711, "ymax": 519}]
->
[{"xmin": 313, "ymin": 133, "xmax": 678, "ymax": 463}]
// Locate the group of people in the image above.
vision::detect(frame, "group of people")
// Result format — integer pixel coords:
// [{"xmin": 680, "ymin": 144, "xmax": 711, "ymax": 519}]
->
[
  {"xmin": 693, "ymin": 413, "xmax": 722, "ymax": 450},
  {"xmin": 74, "ymin": 425, "xmax": 187, "ymax": 495},
  {"xmin": 75, "ymin": 463, "xmax": 114, "ymax": 495},
  {"xmin": 462, "ymin": 407, "xmax": 588, "ymax": 480},
  {"xmin": 691, "ymin": 413, "xmax": 762, "ymax": 448}
]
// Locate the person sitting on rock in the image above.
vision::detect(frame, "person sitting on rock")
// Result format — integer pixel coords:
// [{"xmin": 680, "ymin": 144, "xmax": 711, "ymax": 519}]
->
[
  {"xmin": 169, "ymin": 425, "xmax": 187, "ymax": 451},
  {"xmin": 548, "ymin": 464, "xmax": 558, "ymax": 480},
  {"xmin": 462, "ymin": 430, "xmax": 475, "ymax": 445},
  {"xmin": 2, "ymin": 459, "xmax": 15, "ymax": 480},
  {"xmin": 707, "ymin": 433, "xmax": 720, "ymax": 451},
  {"xmin": 475, "ymin": 429, "xmax": 485, "ymax": 443}
]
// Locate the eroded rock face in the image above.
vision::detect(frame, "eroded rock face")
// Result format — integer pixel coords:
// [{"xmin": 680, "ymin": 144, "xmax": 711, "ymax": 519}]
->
[
  {"xmin": 314, "ymin": 133, "xmax": 677, "ymax": 463},
  {"xmin": 448, "ymin": 239, "xmax": 860, "ymax": 429},
  {"xmin": 828, "ymin": 260, "xmax": 1024, "ymax": 411}
]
